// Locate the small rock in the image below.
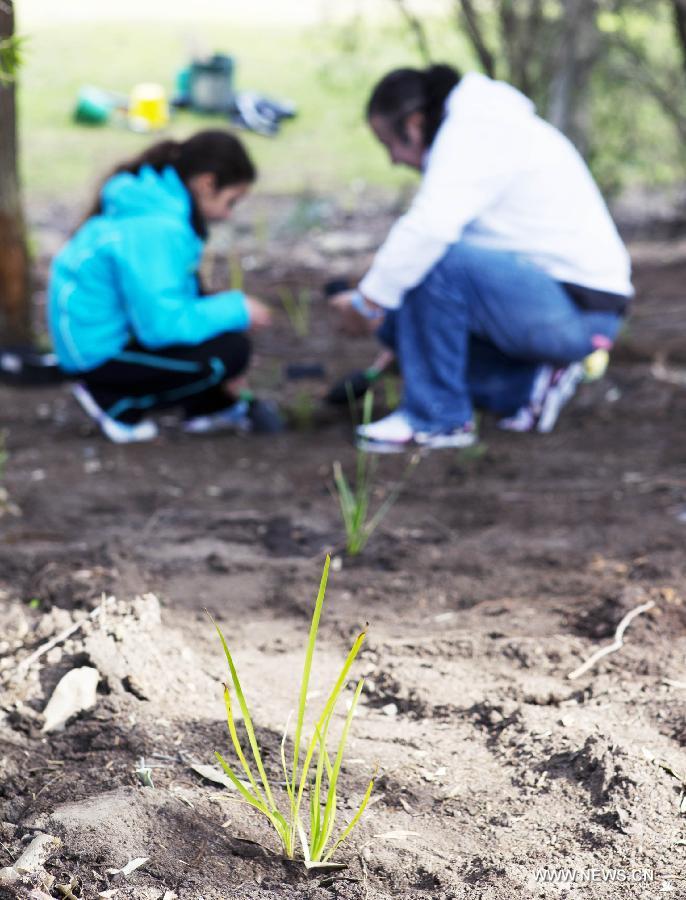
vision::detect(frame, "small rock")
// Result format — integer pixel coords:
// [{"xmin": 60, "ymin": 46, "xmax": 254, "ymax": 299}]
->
[
  {"xmin": 42, "ymin": 667, "xmax": 99, "ymax": 733},
  {"xmin": 501, "ymin": 700, "xmax": 520, "ymax": 718},
  {"xmin": 381, "ymin": 702, "xmax": 398, "ymax": 717}
]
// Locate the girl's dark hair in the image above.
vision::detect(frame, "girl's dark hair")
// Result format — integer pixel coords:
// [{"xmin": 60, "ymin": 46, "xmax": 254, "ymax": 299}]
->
[
  {"xmin": 85, "ymin": 129, "xmax": 256, "ymax": 233},
  {"xmin": 366, "ymin": 64, "xmax": 461, "ymax": 148}
]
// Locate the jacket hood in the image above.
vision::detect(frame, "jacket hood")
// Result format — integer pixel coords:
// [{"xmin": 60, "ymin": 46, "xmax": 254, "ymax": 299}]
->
[
  {"xmin": 101, "ymin": 165, "xmax": 192, "ymax": 220},
  {"xmin": 447, "ymin": 72, "xmax": 535, "ymax": 120}
]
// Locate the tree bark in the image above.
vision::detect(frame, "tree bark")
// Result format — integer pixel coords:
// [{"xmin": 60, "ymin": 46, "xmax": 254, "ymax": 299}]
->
[
  {"xmin": 671, "ymin": 0, "xmax": 686, "ymax": 76},
  {"xmin": 0, "ymin": 0, "xmax": 31, "ymax": 344},
  {"xmin": 392, "ymin": 0, "xmax": 432, "ymax": 64},
  {"xmin": 455, "ymin": 0, "xmax": 497, "ymax": 77},
  {"xmin": 545, "ymin": 0, "xmax": 603, "ymax": 155}
]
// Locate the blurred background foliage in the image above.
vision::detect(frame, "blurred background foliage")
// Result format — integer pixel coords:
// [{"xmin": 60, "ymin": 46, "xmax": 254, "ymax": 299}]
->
[{"xmin": 10, "ymin": 0, "xmax": 686, "ymax": 203}]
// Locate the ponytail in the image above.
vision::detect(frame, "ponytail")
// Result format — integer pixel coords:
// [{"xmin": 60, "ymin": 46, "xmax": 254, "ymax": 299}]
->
[
  {"xmin": 366, "ymin": 63, "xmax": 461, "ymax": 147},
  {"xmin": 83, "ymin": 129, "xmax": 256, "ymax": 223}
]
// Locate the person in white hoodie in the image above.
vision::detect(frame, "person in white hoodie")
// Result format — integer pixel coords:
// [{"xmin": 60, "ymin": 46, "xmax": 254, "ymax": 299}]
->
[{"xmin": 331, "ymin": 65, "xmax": 632, "ymax": 452}]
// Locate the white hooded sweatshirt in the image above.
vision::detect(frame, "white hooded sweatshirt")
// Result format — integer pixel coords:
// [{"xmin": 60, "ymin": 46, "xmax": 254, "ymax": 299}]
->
[{"xmin": 360, "ymin": 72, "xmax": 633, "ymax": 310}]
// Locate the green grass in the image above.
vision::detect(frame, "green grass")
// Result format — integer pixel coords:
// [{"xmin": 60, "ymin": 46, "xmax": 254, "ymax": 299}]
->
[
  {"xmin": 210, "ymin": 557, "xmax": 374, "ymax": 865},
  {"xmin": 278, "ymin": 286, "xmax": 312, "ymax": 338},
  {"xmin": 333, "ymin": 392, "xmax": 419, "ymax": 555},
  {"xmin": 287, "ymin": 390, "xmax": 317, "ymax": 431},
  {"xmin": 0, "ymin": 432, "xmax": 6, "ymax": 477},
  {"xmin": 15, "ymin": 9, "xmax": 686, "ymax": 206},
  {"xmin": 16, "ymin": 17, "xmax": 456, "ymax": 202}
]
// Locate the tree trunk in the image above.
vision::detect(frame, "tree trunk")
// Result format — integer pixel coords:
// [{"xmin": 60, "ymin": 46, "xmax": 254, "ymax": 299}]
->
[
  {"xmin": 0, "ymin": 0, "xmax": 31, "ymax": 345},
  {"xmin": 455, "ymin": 0, "xmax": 497, "ymax": 78},
  {"xmin": 545, "ymin": 0, "xmax": 603, "ymax": 155},
  {"xmin": 671, "ymin": 0, "xmax": 686, "ymax": 76}
]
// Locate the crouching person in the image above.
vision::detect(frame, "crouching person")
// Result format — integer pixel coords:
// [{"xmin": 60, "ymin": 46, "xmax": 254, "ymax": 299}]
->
[
  {"xmin": 331, "ymin": 66, "xmax": 632, "ymax": 453},
  {"xmin": 48, "ymin": 129, "xmax": 280, "ymax": 443}
]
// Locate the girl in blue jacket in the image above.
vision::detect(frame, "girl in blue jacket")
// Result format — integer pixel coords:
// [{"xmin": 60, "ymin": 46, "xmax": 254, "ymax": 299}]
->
[{"xmin": 48, "ymin": 129, "xmax": 277, "ymax": 443}]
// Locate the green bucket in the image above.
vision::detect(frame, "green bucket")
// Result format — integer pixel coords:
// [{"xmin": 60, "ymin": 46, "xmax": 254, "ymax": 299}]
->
[{"xmin": 74, "ymin": 86, "xmax": 116, "ymax": 125}]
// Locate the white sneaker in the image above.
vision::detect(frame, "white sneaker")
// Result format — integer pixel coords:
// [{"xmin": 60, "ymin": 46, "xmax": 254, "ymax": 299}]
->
[
  {"xmin": 414, "ymin": 423, "xmax": 477, "ymax": 449},
  {"xmin": 356, "ymin": 409, "xmax": 413, "ymax": 453},
  {"xmin": 72, "ymin": 383, "xmax": 158, "ymax": 444},
  {"xmin": 498, "ymin": 363, "xmax": 583, "ymax": 434},
  {"xmin": 536, "ymin": 362, "xmax": 583, "ymax": 433}
]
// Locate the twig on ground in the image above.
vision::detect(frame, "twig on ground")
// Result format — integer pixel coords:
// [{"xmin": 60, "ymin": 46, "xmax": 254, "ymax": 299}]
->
[
  {"xmin": 15, "ymin": 596, "xmax": 114, "ymax": 675},
  {"xmin": 0, "ymin": 834, "xmax": 61, "ymax": 889},
  {"xmin": 357, "ymin": 850, "xmax": 369, "ymax": 900},
  {"xmin": 567, "ymin": 600, "xmax": 656, "ymax": 680}
]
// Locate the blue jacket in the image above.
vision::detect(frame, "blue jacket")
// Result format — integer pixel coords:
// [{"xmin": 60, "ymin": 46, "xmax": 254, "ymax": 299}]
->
[{"xmin": 47, "ymin": 165, "xmax": 249, "ymax": 373}]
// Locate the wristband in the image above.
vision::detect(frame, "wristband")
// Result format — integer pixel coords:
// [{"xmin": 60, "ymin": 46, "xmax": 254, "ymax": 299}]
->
[{"xmin": 350, "ymin": 290, "xmax": 384, "ymax": 320}]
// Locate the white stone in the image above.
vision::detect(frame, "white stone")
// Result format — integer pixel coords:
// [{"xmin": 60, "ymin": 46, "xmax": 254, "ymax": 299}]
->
[{"xmin": 42, "ymin": 667, "xmax": 99, "ymax": 733}]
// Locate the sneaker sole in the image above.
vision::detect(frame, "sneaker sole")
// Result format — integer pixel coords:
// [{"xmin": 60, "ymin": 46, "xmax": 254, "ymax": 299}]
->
[
  {"xmin": 415, "ymin": 431, "xmax": 477, "ymax": 450},
  {"xmin": 356, "ymin": 437, "xmax": 411, "ymax": 455}
]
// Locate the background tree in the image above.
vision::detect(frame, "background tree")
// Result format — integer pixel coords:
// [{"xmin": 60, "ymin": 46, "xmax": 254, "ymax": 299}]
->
[
  {"xmin": 0, "ymin": 0, "xmax": 31, "ymax": 345},
  {"xmin": 394, "ymin": 0, "xmax": 686, "ymax": 186}
]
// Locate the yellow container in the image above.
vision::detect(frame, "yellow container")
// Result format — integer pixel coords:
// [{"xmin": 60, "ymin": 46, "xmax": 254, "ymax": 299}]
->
[
  {"xmin": 128, "ymin": 83, "xmax": 169, "ymax": 132},
  {"xmin": 583, "ymin": 348, "xmax": 610, "ymax": 382}
]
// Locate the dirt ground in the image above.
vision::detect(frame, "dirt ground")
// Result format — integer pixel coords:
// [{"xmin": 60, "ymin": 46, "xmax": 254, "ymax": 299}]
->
[{"xmin": 1, "ymin": 206, "xmax": 686, "ymax": 900}]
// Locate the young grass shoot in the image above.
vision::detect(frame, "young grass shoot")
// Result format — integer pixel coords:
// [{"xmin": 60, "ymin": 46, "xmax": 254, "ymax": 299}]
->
[
  {"xmin": 333, "ymin": 391, "xmax": 419, "ymax": 555},
  {"xmin": 278, "ymin": 286, "xmax": 312, "ymax": 338},
  {"xmin": 209, "ymin": 556, "xmax": 374, "ymax": 867}
]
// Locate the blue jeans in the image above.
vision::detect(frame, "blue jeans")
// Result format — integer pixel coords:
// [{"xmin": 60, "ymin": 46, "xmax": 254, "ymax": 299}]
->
[{"xmin": 377, "ymin": 242, "xmax": 622, "ymax": 431}]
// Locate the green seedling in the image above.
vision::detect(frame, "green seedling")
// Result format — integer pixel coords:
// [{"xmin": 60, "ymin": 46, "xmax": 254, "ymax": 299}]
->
[
  {"xmin": 209, "ymin": 557, "xmax": 374, "ymax": 867},
  {"xmin": 382, "ymin": 375, "xmax": 401, "ymax": 411},
  {"xmin": 455, "ymin": 442, "xmax": 488, "ymax": 464},
  {"xmin": 0, "ymin": 431, "xmax": 7, "ymax": 479},
  {"xmin": 252, "ymin": 212, "xmax": 270, "ymax": 251},
  {"xmin": 278, "ymin": 286, "xmax": 312, "ymax": 338},
  {"xmin": 333, "ymin": 392, "xmax": 418, "ymax": 555},
  {"xmin": 289, "ymin": 390, "xmax": 316, "ymax": 431},
  {"xmin": 284, "ymin": 194, "xmax": 329, "ymax": 237},
  {"xmin": 228, "ymin": 252, "xmax": 244, "ymax": 293}
]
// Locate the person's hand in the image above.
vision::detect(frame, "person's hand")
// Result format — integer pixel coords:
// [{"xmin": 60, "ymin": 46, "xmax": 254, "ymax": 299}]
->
[
  {"xmin": 245, "ymin": 295, "xmax": 272, "ymax": 330},
  {"xmin": 330, "ymin": 291, "xmax": 383, "ymax": 337}
]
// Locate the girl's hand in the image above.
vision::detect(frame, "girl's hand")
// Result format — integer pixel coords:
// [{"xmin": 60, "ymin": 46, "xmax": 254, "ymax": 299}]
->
[
  {"xmin": 245, "ymin": 296, "xmax": 272, "ymax": 330},
  {"xmin": 330, "ymin": 291, "xmax": 382, "ymax": 337}
]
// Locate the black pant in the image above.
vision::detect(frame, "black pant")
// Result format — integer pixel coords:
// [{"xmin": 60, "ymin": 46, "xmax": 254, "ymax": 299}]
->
[{"xmin": 80, "ymin": 332, "xmax": 251, "ymax": 423}]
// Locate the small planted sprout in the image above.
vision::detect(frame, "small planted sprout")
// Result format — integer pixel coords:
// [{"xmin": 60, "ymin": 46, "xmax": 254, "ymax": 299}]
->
[
  {"xmin": 0, "ymin": 430, "xmax": 7, "ymax": 477},
  {"xmin": 278, "ymin": 286, "xmax": 312, "ymax": 338},
  {"xmin": 333, "ymin": 392, "xmax": 419, "ymax": 555},
  {"xmin": 382, "ymin": 376, "xmax": 401, "ymax": 411},
  {"xmin": 289, "ymin": 390, "xmax": 316, "ymax": 431},
  {"xmin": 209, "ymin": 557, "xmax": 374, "ymax": 867},
  {"xmin": 229, "ymin": 252, "xmax": 244, "ymax": 293}
]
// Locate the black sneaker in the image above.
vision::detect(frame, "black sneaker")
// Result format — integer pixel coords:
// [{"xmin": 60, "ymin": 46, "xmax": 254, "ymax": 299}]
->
[{"xmin": 247, "ymin": 397, "xmax": 285, "ymax": 433}]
